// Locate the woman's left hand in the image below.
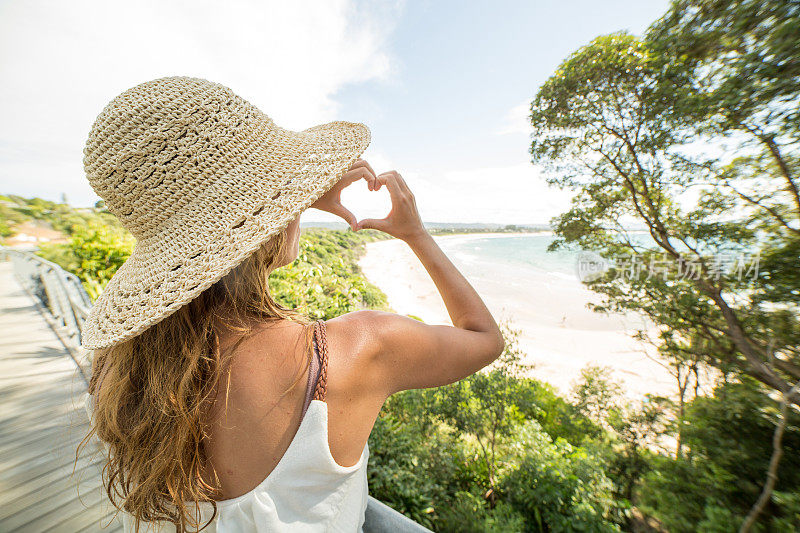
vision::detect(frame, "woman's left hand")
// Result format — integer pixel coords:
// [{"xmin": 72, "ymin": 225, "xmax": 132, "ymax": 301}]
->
[{"xmin": 309, "ymin": 158, "xmax": 381, "ymax": 230}]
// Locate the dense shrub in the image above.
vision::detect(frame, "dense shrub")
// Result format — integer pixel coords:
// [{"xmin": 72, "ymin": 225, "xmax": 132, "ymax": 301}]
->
[
  {"xmin": 502, "ymin": 421, "xmax": 622, "ymax": 532},
  {"xmin": 38, "ymin": 222, "xmax": 135, "ymax": 299},
  {"xmin": 269, "ymin": 229, "xmax": 389, "ymax": 318},
  {"xmin": 638, "ymin": 378, "xmax": 800, "ymax": 532}
]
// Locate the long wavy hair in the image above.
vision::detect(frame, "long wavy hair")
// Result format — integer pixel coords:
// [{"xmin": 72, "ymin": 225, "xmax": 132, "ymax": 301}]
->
[{"xmin": 80, "ymin": 228, "xmax": 315, "ymax": 532}]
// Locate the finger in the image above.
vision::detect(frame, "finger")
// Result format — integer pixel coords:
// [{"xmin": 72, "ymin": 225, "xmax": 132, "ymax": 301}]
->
[
  {"xmin": 342, "ymin": 166, "xmax": 378, "ymax": 191},
  {"xmin": 361, "ymin": 166, "xmax": 379, "ymax": 191},
  {"xmin": 329, "ymin": 202, "xmax": 358, "ymax": 231},
  {"xmin": 349, "ymin": 157, "xmax": 368, "ymax": 171},
  {"xmin": 357, "ymin": 217, "xmax": 389, "ymax": 232},
  {"xmin": 356, "ymin": 159, "xmax": 379, "ymax": 184},
  {"xmin": 376, "ymin": 172, "xmax": 405, "ymax": 201},
  {"xmin": 360, "ymin": 168, "xmax": 378, "ymax": 191},
  {"xmin": 348, "ymin": 159, "xmax": 378, "ymax": 190},
  {"xmin": 391, "ymin": 171, "xmax": 412, "ymax": 196},
  {"xmin": 338, "ymin": 168, "xmax": 362, "ymax": 187}
]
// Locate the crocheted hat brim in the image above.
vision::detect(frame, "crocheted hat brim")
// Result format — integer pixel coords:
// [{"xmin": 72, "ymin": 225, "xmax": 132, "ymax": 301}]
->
[{"xmin": 80, "ymin": 120, "xmax": 370, "ymax": 350}]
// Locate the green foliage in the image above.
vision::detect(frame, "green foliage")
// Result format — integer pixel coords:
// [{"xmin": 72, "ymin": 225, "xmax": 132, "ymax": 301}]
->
[
  {"xmin": 428, "ymin": 322, "xmax": 534, "ymax": 494},
  {"xmin": 571, "ymin": 365, "xmax": 624, "ymax": 426},
  {"xmin": 366, "ymin": 409, "xmax": 441, "ymax": 528},
  {"xmin": 436, "ymin": 492, "xmax": 526, "ymax": 533},
  {"xmin": 0, "ymin": 220, "xmax": 13, "ymax": 238},
  {"xmin": 681, "ymin": 378, "xmax": 800, "ymax": 511},
  {"xmin": 648, "ymin": 0, "xmax": 800, "ymax": 137},
  {"xmin": 568, "ymin": 366, "xmax": 670, "ymax": 518},
  {"xmin": 605, "ymin": 397, "xmax": 671, "ymax": 506},
  {"xmin": 638, "ymin": 378, "xmax": 800, "ymax": 531},
  {"xmin": 269, "ymin": 229, "xmax": 390, "ymax": 319},
  {"xmin": 771, "ymin": 491, "xmax": 800, "ymax": 532},
  {"xmin": 37, "ymin": 222, "xmax": 135, "ymax": 300},
  {"xmin": 502, "ymin": 421, "xmax": 622, "ymax": 532},
  {"xmin": 0, "ymin": 195, "xmax": 123, "ymax": 241},
  {"xmin": 520, "ymin": 377, "xmax": 601, "ymax": 446},
  {"xmin": 368, "ymin": 327, "xmax": 623, "ymax": 532}
]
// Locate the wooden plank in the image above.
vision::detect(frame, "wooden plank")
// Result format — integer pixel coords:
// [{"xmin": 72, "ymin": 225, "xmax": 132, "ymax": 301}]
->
[
  {"xmin": 0, "ymin": 421, "xmax": 86, "ymax": 454},
  {"xmin": 0, "ymin": 414, "xmax": 91, "ymax": 454},
  {"xmin": 0, "ymin": 404, "xmax": 86, "ymax": 434},
  {"xmin": 1, "ymin": 432, "xmax": 86, "ymax": 474},
  {"xmin": 0, "ymin": 453, "xmax": 104, "ymax": 519},
  {"xmin": 1, "ymin": 460, "xmax": 101, "ymax": 523},
  {"xmin": 0, "ymin": 261, "xmax": 121, "ymax": 531},
  {"xmin": 1, "ymin": 436, "xmax": 103, "ymax": 491},
  {"xmin": 7, "ymin": 480, "xmax": 106, "ymax": 532}
]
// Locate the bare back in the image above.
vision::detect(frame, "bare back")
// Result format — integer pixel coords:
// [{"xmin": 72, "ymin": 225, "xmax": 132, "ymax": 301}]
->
[{"xmin": 201, "ymin": 316, "xmax": 387, "ymax": 501}]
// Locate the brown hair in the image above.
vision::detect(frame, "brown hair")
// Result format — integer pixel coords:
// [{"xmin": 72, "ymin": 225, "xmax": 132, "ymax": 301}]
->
[{"xmin": 81, "ymin": 229, "xmax": 314, "ymax": 532}]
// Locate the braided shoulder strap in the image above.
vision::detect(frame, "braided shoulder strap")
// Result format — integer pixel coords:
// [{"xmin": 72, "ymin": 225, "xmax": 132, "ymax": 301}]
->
[{"xmin": 312, "ymin": 320, "xmax": 329, "ymax": 401}]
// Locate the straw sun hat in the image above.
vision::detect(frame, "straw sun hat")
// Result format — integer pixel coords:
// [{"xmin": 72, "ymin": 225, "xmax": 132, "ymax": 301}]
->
[{"xmin": 80, "ymin": 76, "xmax": 370, "ymax": 350}]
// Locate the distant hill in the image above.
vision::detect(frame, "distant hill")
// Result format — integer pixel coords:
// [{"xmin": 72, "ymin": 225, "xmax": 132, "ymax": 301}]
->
[
  {"xmin": 0, "ymin": 194, "xmax": 122, "ymax": 246},
  {"xmin": 301, "ymin": 221, "xmax": 552, "ymax": 233},
  {"xmin": 1, "ymin": 194, "xmax": 553, "ymax": 242}
]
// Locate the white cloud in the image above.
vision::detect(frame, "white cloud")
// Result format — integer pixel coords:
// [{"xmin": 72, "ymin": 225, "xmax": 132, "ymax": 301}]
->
[
  {"xmin": 494, "ymin": 99, "xmax": 532, "ymax": 136},
  {"xmin": 0, "ymin": 0, "xmax": 399, "ymax": 206},
  {"xmin": 415, "ymin": 162, "xmax": 574, "ymax": 225},
  {"xmin": 306, "ymin": 148, "xmax": 575, "ymax": 226},
  {"xmin": 0, "ymin": 1, "xmax": 573, "ymax": 226}
]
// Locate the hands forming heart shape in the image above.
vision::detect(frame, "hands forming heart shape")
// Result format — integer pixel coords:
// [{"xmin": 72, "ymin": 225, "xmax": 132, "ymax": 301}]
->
[{"xmin": 309, "ymin": 158, "xmax": 426, "ymax": 242}]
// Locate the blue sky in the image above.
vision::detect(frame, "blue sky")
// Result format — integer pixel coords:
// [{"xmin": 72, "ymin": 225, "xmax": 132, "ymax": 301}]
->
[{"xmin": 0, "ymin": 0, "xmax": 669, "ymax": 225}]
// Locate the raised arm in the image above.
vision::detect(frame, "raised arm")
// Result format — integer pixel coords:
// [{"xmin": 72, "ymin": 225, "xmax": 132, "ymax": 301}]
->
[{"xmin": 354, "ymin": 169, "xmax": 505, "ymax": 396}]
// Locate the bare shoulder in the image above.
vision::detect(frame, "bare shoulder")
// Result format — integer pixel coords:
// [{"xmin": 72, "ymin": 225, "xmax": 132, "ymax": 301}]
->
[
  {"xmin": 322, "ymin": 310, "xmax": 406, "ymax": 398},
  {"xmin": 324, "ymin": 310, "xmax": 412, "ymax": 358},
  {"xmin": 326, "ymin": 309, "xmax": 505, "ymax": 395},
  {"xmin": 324, "ymin": 310, "xmax": 445, "ymax": 396},
  {"xmin": 323, "ymin": 310, "xmax": 389, "ymax": 362},
  {"xmin": 319, "ymin": 312, "xmax": 399, "ymax": 467}
]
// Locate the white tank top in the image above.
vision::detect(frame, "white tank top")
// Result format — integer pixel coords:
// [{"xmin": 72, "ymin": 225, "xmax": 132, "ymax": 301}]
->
[{"xmin": 87, "ymin": 320, "xmax": 371, "ymax": 532}]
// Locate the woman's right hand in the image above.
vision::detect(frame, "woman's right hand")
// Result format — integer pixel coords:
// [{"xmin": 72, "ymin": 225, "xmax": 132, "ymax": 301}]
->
[{"xmin": 356, "ymin": 171, "xmax": 427, "ymax": 242}]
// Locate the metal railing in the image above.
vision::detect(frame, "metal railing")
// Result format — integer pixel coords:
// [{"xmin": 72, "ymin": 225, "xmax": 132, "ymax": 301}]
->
[
  {"xmin": 364, "ymin": 498, "xmax": 432, "ymax": 532},
  {"xmin": 1, "ymin": 246, "xmax": 92, "ymax": 383},
  {"xmin": 0, "ymin": 246, "xmax": 431, "ymax": 532}
]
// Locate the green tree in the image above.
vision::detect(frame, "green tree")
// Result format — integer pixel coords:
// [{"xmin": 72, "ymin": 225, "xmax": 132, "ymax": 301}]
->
[
  {"xmin": 529, "ymin": 20, "xmax": 798, "ymax": 403},
  {"xmin": 436, "ymin": 491, "xmax": 526, "ymax": 533},
  {"xmin": 639, "ymin": 378, "xmax": 800, "ymax": 531},
  {"xmin": 530, "ymin": 7, "xmax": 800, "ymax": 522},
  {"xmin": 571, "ymin": 365, "xmax": 623, "ymax": 427},
  {"xmin": 569, "ymin": 365, "xmax": 670, "ymax": 517},
  {"xmin": 430, "ymin": 321, "xmax": 533, "ymax": 502},
  {"xmin": 502, "ymin": 421, "xmax": 622, "ymax": 532},
  {"xmin": 268, "ymin": 229, "xmax": 389, "ymax": 319},
  {"xmin": 606, "ymin": 396, "xmax": 671, "ymax": 507}
]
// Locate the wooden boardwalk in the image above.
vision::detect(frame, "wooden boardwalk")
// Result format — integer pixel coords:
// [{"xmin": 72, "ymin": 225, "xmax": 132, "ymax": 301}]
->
[{"xmin": 0, "ymin": 260, "xmax": 122, "ymax": 532}]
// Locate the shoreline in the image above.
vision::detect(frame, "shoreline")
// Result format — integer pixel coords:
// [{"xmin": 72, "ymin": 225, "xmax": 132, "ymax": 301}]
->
[
  {"xmin": 429, "ymin": 230, "xmax": 552, "ymax": 240},
  {"xmin": 358, "ymin": 233, "xmax": 675, "ymax": 400}
]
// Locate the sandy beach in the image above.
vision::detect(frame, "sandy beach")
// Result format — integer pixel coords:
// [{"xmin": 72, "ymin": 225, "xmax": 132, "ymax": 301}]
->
[{"xmin": 359, "ymin": 233, "xmax": 676, "ymax": 400}]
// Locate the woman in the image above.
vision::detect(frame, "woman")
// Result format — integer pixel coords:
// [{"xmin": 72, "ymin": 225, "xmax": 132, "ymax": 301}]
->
[{"xmin": 82, "ymin": 76, "xmax": 504, "ymax": 532}]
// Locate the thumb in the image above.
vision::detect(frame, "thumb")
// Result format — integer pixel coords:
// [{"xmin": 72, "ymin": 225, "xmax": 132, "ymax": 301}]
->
[{"xmin": 357, "ymin": 218, "xmax": 389, "ymax": 232}]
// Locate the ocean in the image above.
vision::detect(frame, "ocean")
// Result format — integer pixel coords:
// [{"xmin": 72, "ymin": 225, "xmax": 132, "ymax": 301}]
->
[
  {"xmin": 359, "ymin": 233, "xmax": 677, "ymax": 397},
  {"xmin": 434, "ymin": 232, "xmax": 711, "ymax": 284},
  {"xmin": 437, "ymin": 233, "xmax": 580, "ymax": 279}
]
